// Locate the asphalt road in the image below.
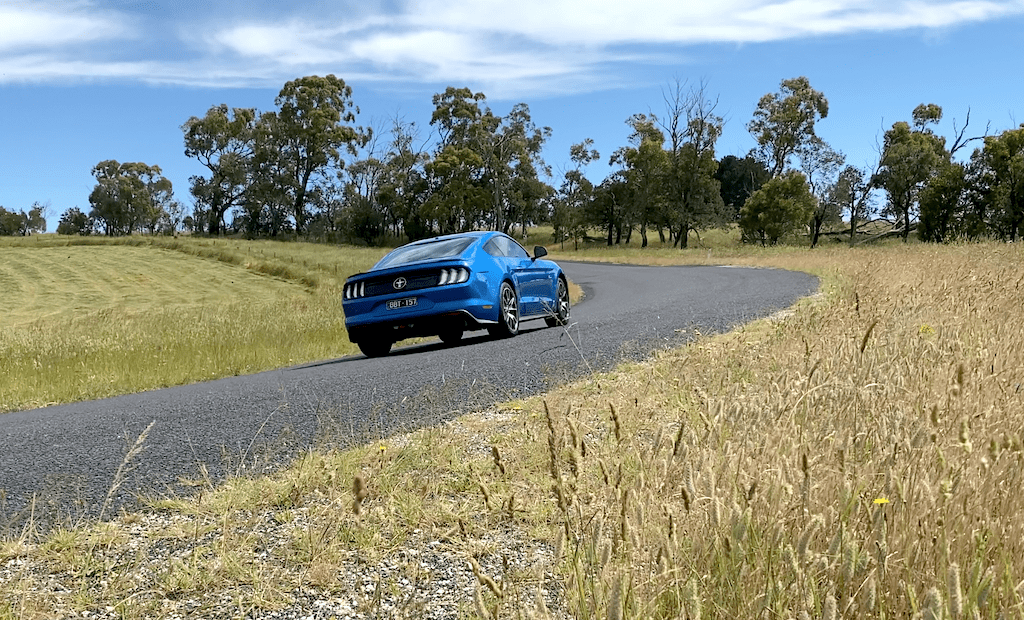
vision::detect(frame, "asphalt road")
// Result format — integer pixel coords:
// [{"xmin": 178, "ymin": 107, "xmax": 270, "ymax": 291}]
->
[{"xmin": 0, "ymin": 261, "xmax": 817, "ymax": 526}]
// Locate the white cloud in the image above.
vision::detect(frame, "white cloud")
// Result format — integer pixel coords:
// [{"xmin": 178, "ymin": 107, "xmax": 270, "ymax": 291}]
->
[
  {"xmin": 401, "ymin": 0, "xmax": 1024, "ymax": 44},
  {"xmin": 0, "ymin": 2, "xmax": 132, "ymax": 52},
  {"xmin": 0, "ymin": 0, "xmax": 1022, "ymax": 93},
  {"xmin": 212, "ymin": 23, "xmax": 350, "ymax": 65}
]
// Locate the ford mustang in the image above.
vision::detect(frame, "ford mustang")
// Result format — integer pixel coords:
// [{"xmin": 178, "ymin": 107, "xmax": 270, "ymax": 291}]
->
[{"xmin": 342, "ymin": 231, "xmax": 570, "ymax": 357}]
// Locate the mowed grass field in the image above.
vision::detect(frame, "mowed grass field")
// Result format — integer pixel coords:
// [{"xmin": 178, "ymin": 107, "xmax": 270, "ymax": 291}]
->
[
  {"xmin": 0, "ymin": 236, "xmax": 388, "ymax": 412},
  {"xmin": 3, "ymin": 235, "xmax": 1024, "ymax": 619}
]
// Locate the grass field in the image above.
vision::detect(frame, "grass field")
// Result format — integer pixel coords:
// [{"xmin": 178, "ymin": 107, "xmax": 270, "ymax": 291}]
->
[
  {"xmin": 0, "ymin": 236, "xmax": 388, "ymax": 412},
  {"xmin": 3, "ymin": 233, "xmax": 1024, "ymax": 619},
  {"xmin": 0, "ymin": 234, "xmax": 584, "ymax": 413}
]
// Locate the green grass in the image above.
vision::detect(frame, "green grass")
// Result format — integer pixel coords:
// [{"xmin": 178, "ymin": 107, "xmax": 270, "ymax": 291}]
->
[{"xmin": 0, "ymin": 235, "xmax": 388, "ymax": 412}]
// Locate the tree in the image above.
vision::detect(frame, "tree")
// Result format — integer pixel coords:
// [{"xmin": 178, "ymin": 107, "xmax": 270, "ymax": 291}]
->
[
  {"xmin": 739, "ymin": 171, "xmax": 816, "ymax": 246},
  {"xmin": 56, "ymin": 207, "xmax": 93, "ymax": 235},
  {"xmin": 377, "ymin": 115, "xmax": 431, "ymax": 241},
  {"xmin": 484, "ymin": 103, "xmax": 551, "ymax": 235},
  {"xmin": 833, "ymin": 165, "xmax": 873, "ymax": 245},
  {"xmin": 918, "ymin": 162, "xmax": 969, "ymax": 242},
  {"xmin": 799, "ymin": 138, "xmax": 845, "ymax": 247},
  {"xmin": 269, "ymin": 75, "xmax": 367, "ymax": 236},
  {"xmin": 747, "ymin": 77, "xmax": 829, "ymax": 178},
  {"xmin": 0, "ymin": 207, "xmax": 21, "ymax": 235},
  {"xmin": 975, "ymin": 125, "xmax": 1024, "ymax": 241},
  {"xmin": 88, "ymin": 160, "xmax": 173, "ymax": 236},
  {"xmin": 589, "ymin": 172, "xmax": 632, "ymax": 246},
  {"xmin": 0, "ymin": 204, "xmax": 46, "ymax": 236},
  {"xmin": 421, "ymin": 145, "xmax": 489, "ymax": 234},
  {"xmin": 715, "ymin": 155, "xmax": 768, "ymax": 219},
  {"xmin": 873, "ymin": 105, "xmax": 950, "ymax": 241},
  {"xmin": 554, "ymin": 140, "xmax": 601, "ymax": 250},
  {"xmin": 429, "ymin": 87, "xmax": 551, "ymax": 235},
  {"xmin": 609, "ymin": 116, "xmax": 667, "ymax": 247},
  {"xmin": 182, "ymin": 105, "xmax": 257, "ymax": 235},
  {"xmin": 659, "ymin": 80, "xmax": 727, "ymax": 248}
]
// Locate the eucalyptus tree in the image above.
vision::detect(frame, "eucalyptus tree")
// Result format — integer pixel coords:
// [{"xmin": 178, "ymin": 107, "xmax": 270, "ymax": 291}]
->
[
  {"xmin": 609, "ymin": 115, "xmax": 667, "ymax": 247},
  {"xmin": 0, "ymin": 203, "xmax": 46, "ymax": 236},
  {"xmin": 659, "ymin": 80, "xmax": 727, "ymax": 248},
  {"xmin": 422, "ymin": 145, "xmax": 490, "ymax": 234},
  {"xmin": 715, "ymin": 155, "xmax": 768, "ymax": 219},
  {"xmin": 798, "ymin": 138, "xmax": 845, "ymax": 247},
  {"xmin": 429, "ymin": 87, "xmax": 551, "ymax": 234},
  {"xmin": 975, "ymin": 125, "xmax": 1024, "ymax": 241},
  {"xmin": 325, "ymin": 121, "xmax": 390, "ymax": 243},
  {"xmin": 873, "ymin": 104, "xmax": 950, "ymax": 241},
  {"xmin": 377, "ymin": 116, "xmax": 431, "ymax": 240},
  {"xmin": 181, "ymin": 104, "xmax": 257, "ymax": 235},
  {"xmin": 88, "ymin": 160, "xmax": 173, "ymax": 236},
  {"xmin": 56, "ymin": 207, "xmax": 93, "ymax": 236},
  {"xmin": 739, "ymin": 171, "xmax": 816, "ymax": 246},
  {"xmin": 265, "ymin": 75, "xmax": 368, "ymax": 236},
  {"xmin": 554, "ymin": 139, "xmax": 601, "ymax": 249},
  {"xmin": 747, "ymin": 77, "xmax": 829, "ymax": 178},
  {"xmin": 244, "ymin": 111, "xmax": 297, "ymax": 237},
  {"xmin": 589, "ymin": 172, "xmax": 632, "ymax": 246},
  {"xmin": 918, "ymin": 161, "xmax": 969, "ymax": 242},
  {"xmin": 833, "ymin": 165, "xmax": 873, "ymax": 245}
]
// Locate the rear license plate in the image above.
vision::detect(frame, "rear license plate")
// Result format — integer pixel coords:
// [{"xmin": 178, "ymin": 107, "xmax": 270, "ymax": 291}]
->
[{"xmin": 387, "ymin": 297, "xmax": 417, "ymax": 310}]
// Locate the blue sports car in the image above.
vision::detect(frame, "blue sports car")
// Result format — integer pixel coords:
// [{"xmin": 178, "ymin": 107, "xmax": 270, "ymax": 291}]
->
[{"xmin": 342, "ymin": 231, "xmax": 570, "ymax": 357}]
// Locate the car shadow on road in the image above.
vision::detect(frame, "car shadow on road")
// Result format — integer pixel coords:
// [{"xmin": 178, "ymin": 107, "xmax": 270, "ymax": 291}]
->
[{"xmin": 288, "ymin": 326, "xmax": 549, "ymax": 370}]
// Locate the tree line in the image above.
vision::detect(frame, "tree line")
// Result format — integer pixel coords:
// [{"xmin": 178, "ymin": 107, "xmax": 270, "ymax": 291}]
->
[
  {"xmin": 39, "ymin": 74, "xmax": 1024, "ymax": 245},
  {"xmin": 0, "ymin": 203, "xmax": 46, "ymax": 236}
]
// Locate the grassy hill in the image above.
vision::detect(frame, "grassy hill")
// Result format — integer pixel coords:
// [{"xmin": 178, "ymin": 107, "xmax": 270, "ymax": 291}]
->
[{"xmin": 0, "ymin": 236, "xmax": 387, "ymax": 412}]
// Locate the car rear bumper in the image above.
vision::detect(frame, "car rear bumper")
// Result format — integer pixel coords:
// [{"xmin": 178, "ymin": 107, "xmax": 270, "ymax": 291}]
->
[
  {"xmin": 343, "ymin": 282, "xmax": 499, "ymax": 343},
  {"xmin": 346, "ymin": 308, "xmax": 497, "ymax": 343}
]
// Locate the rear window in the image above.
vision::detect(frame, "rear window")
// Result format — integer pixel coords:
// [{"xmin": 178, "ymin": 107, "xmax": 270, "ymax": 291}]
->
[{"xmin": 373, "ymin": 236, "xmax": 475, "ymax": 269}]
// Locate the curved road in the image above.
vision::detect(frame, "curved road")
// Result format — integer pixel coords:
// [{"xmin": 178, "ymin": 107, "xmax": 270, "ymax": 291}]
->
[{"xmin": 0, "ymin": 262, "xmax": 817, "ymax": 525}]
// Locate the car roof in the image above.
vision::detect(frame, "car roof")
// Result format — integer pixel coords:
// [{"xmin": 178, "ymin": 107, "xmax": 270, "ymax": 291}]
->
[{"xmin": 407, "ymin": 230, "xmax": 494, "ymax": 245}]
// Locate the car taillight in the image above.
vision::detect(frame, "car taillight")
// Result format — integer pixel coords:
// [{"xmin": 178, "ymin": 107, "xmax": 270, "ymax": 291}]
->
[
  {"xmin": 438, "ymin": 267, "xmax": 469, "ymax": 286},
  {"xmin": 344, "ymin": 281, "xmax": 366, "ymax": 299}
]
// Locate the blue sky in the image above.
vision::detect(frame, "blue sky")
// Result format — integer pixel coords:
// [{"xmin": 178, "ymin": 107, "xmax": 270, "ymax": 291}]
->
[{"xmin": 2, "ymin": 0, "xmax": 1023, "ymax": 231}]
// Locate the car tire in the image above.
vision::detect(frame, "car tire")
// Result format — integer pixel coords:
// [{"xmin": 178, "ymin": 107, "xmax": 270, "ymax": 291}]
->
[
  {"xmin": 357, "ymin": 339, "xmax": 392, "ymax": 358},
  {"xmin": 439, "ymin": 327, "xmax": 464, "ymax": 345},
  {"xmin": 545, "ymin": 276, "xmax": 570, "ymax": 327},
  {"xmin": 488, "ymin": 281, "xmax": 519, "ymax": 338}
]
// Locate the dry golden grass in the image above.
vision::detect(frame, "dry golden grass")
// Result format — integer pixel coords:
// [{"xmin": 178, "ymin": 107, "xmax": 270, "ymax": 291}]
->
[
  {"xmin": 3, "ymin": 239, "xmax": 1023, "ymax": 619},
  {"xmin": 524, "ymin": 241, "xmax": 1024, "ymax": 619}
]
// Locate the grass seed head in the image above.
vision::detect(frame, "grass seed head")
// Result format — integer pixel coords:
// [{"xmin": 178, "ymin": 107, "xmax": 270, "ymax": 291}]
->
[
  {"xmin": 822, "ymin": 592, "xmax": 837, "ymax": 620},
  {"xmin": 863, "ymin": 574, "xmax": 877, "ymax": 612},
  {"xmin": 923, "ymin": 587, "xmax": 943, "ymax": 620},
  {"xmin": 684, "ymin": 578, "xmax": 701, "ymax": 620},
  {"xmin": 672, "ymin": 421, "xmax": 686, "ymax": 457},
  {"xmin": 607, "ymin": 573, "xmax": 623, "ymax": 620},
  {"xmin": 948, "ymin": 563, "xmax": 963, "ymax": 618},
  {"xmin": 352, "ymin": 474, "xmax": 368, "ymax": 515},
  {"xmin": 490, "ymin": 445, "xmax": 506, "ymax": 476},
  {"xmin": 610, "ymin": 403, "xmax": 622, "ymax": 444}
]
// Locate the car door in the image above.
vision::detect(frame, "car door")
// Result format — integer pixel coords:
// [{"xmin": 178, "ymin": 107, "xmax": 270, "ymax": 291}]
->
[{"xmin": 501, "ymin": 236, "xmax": 552, "ymax": 317}]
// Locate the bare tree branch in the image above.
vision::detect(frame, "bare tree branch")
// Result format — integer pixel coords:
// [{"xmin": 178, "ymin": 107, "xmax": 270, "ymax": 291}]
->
[{"xmin": 949, "ymin": 108, "xmax": 991, "ymax": 156}]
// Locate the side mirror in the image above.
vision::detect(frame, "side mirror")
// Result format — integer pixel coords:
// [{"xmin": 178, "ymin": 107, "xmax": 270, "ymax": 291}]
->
[{"xmin": 533, "ymin": 246, "xmax": 548, "ymax": 259}]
